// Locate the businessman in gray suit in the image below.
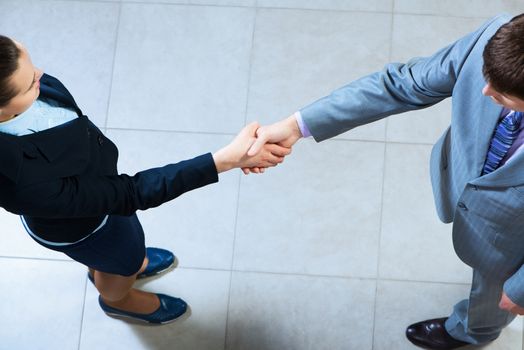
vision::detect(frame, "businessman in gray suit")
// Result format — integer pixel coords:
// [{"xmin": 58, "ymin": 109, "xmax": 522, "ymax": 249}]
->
[{"xmin": 246, "ymin": 13, "xmax": 524, "ymax": 350}]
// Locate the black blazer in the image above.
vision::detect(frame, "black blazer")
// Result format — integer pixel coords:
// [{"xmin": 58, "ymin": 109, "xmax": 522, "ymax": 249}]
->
[{"xmin": 0, "ymin": 74, "xmax": 218, "ymax": 242}]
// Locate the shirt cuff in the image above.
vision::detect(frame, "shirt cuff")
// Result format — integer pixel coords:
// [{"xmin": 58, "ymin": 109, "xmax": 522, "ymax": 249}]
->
[{"xmin": 294, "ymin": 111, "xmax": 311, "ymax": 138}]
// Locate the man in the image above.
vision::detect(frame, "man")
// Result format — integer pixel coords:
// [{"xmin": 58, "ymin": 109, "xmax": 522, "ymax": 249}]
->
[{"xmin": 246, "ymin": 13, "xmax": 524, "ymax": 350}]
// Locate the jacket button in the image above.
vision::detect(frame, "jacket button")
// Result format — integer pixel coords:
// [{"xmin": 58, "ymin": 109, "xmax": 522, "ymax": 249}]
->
[
  {"xmin": 458, "ymin": 202, "xmax": 467, "ymax": 210},
  {"xmin": 98, "ymin": 135, "xmax": 104, "ymax": 145}
]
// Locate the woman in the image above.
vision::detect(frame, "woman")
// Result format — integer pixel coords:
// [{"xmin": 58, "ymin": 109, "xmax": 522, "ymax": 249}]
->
[{"xmin": 0, "ymin": 36, "xmax": 289, "ymax": 324}]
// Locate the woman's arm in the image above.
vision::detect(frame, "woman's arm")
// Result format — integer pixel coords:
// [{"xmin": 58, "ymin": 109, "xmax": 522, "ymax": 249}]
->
[{"xmin": 4, "ymin": 122, "xmax": 290, "ymax": 218}]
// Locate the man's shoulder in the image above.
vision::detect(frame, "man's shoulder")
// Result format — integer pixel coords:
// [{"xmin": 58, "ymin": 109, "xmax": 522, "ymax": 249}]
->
[{"xmin": 485, "ymin": 13, "xmax": 512, "ymax": 31}]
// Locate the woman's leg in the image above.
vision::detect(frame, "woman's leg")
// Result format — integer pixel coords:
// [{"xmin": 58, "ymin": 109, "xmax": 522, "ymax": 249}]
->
[{"xmin": 89, "ymin": 257, "xmax": 161, "ymax": 314}]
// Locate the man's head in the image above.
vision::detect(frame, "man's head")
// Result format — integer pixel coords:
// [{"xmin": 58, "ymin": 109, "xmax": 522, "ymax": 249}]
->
[
  {"xmin": 0, "ymin": 36, "xmax": 43, "ymax": 122},
  {"xmin": 483, "ymin": 14, "xmax": 524, "ymax": 111}
]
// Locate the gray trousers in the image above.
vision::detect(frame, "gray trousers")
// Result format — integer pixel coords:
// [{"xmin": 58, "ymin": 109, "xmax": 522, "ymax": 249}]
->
[{"xmin": 445, "ymin": 269, "xmax": 516, "ymax": 345}]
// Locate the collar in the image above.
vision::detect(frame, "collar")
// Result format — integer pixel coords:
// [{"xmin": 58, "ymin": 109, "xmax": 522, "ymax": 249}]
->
[
  {"xmin": 39, "ymin": 74, "xmax": 82, "ymax": 116},
  {"xmin": 0, "ymin": 74, "xmax": 85, "ymax": 183}
]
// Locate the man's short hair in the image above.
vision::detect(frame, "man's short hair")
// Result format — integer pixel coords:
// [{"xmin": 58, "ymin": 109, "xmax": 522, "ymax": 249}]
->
[{"xmin": 483, "ymin": 13, "xmax": 524, "ymax": 99}]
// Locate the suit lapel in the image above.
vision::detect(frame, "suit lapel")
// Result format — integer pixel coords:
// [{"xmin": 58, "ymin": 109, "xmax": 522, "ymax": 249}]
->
[
  {"xmin": 471, "ymin": 149, "xmax": 524, "ymax": 187},
  {"xmin": 471, "ymin": 101, "xmax": 524, "ymax": 187}
]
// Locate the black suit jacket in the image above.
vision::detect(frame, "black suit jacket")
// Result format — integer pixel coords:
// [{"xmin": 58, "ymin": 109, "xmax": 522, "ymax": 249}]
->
[{"xmin": 0, "ymin": 74, "xmax": 218, "ymax": 242}]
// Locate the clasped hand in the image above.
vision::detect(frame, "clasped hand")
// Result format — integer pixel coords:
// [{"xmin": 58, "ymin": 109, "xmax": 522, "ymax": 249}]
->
[{"xmin": 213, "ymin": 115, "xmax": 301, "ymax": 174}]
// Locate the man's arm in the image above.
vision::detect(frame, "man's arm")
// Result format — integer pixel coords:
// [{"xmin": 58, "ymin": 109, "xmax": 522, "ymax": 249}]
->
[
  {"xmin": 248, "ymin": 14, "xmax": 508, "ymax": 153},
  {"xmin": 300, "ymin": 15, "xmax": 506, "ymax": 142}
]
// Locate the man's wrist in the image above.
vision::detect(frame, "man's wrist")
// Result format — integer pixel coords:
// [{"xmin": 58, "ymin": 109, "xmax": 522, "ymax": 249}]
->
[
  {"xmin": 286, "ymin": 113, "xmax": 303, "ymax": 142},
  {"xmin": 293, "ymin": 111, "xmax": 311, "ymax": 138}
]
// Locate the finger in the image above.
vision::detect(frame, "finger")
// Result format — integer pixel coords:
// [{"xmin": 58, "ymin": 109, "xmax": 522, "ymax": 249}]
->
[
  {"xmin": 241, "ymin": 121, "xmax": 260, "ymax": 137},
  {"xmin": 266, "ymin": 143, "xmax": 292, "ymax": 157},
  {"xmin": 264, "ymin": 153, "xmax": 285, "ymax": 165},
  {"xmin": 247, "ymin": 132, "xmax": 268, "ymax": 157},
  {"xmin": 241, "ymin": 167, "xmax": 250, "ymax": 175},
  {"xmin": 260, "ymin": 168, "xmax": 266, "ymax": 173},
  {"xmin": 258, "ymin": 161, "xmax": 278, "ymax": 168}
]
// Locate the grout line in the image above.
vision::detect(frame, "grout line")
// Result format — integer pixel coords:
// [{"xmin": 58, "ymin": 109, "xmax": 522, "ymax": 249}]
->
[
  {"xmin": 176, "ymin": 265, "xmax": 471, "ymax": 287},
  {"xmin": 223, "ymin": 8, "xmax": 258, "ymax": 350},
  {"xmin": 100, "ymin": 0, "xmax": 254, "ymax": 9},
  {"xmin": 372, "ymin": 10, "xmax": 396, "ymax": 350},
  {"xmin": 105, "ymin": 126, "xmax": 439, "ymax": 147},
  {"xmin": 13, "ymin": 0, "xmax": 498, "ymax": 21},
  {"xmin": 36, "ymin": 0, "xmax": 123, "ymax": 4},
  {"xmin": 0, "ymin": 254, "xmax": 470, "ymax": 287},
  {"xmin": 392, "ymin": 11, "xmax": 493, "ymax": 20},
  {"xmin": 252, "ymin": 5, "xmax": 392, "ymax": 15},
  {"xmin": 0, "ymin": 255, "xmax": 73, "ymax": 263},
  {"xmin": 371, "ymin": 133, "xmax": 389, "ymax": 350},
  {"xmin": 105, "ymin": 126, "xmax": 237, "ymax": 136},
  {"xmin": 331, "ymin": 138, "xmax": 436, "ymax": 146},
  {"xmin": 222, "ymin": 167, "xmax": 242, "ymax": 350},
  {"xmin": 21, "ymin": 0, "xmax": 246, "ymax": 8},
  {"xmin": 103, "ymin": 1, "xmax": 122, "ymax": 130},
  {"xmin": 241, "ymin": 6, "xmax": 258, "ymax": 127},
  {"xmin": 76, "ymin": 275, "xmax": 89, "ymax": 350}
]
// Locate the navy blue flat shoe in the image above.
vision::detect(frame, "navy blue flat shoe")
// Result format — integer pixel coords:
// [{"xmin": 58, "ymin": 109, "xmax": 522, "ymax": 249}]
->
[
  {"xmin": 98, "ymin": 293, "xmax": 188, "ymax": 324},
  {"xmin": 87, "ymin": 247, "xmax": 176, "ymax": 284},
  {"xmin": 138, "ymin": 247, "xmax": 176, "ymax": 278}
]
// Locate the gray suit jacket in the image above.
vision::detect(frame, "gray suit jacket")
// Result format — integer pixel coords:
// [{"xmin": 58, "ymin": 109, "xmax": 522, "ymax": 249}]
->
[{"xmin": 300, "ymin": 14, "xmax": 524, "ymax": 305}]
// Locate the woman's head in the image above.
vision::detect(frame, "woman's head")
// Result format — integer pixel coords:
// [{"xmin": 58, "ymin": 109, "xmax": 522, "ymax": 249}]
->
[{"xmin": 0, "ymin": 36, "xmax": 43, "ymax": 122}]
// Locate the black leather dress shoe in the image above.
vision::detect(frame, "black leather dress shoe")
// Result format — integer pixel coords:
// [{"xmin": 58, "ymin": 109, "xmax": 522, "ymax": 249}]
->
[{"xmin": 406, "ymin": 317, "xmax": 471, "ymax": 349}]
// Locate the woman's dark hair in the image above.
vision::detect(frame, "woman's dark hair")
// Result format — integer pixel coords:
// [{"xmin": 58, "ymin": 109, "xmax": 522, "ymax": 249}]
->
[
  {"xmin": 483, "ymin": 14, "xmax": 524, "ymax": 99},
  {"xmin": 0, "ymin": 35, "xmax": 21, "ymax": 108}
]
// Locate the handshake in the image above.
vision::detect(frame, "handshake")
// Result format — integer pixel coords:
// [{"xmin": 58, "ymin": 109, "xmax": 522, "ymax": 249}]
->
[{"xmin": 213, "ymin": 115, "xmax": 302, "ymax": 175}]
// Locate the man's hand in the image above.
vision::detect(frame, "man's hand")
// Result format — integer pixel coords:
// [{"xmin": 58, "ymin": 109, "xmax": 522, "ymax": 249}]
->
[
  {"xmin": 213, "ymin": 122, "xmax": 291, "ymax": 173},
  {"xmin": 247, "ymin": 114, "xmax": 303, "ymax": 156},
  {"xmin": 499, "ymin": 292, "xmax": 524, "ymax": 315},
  {"xmin": 241, "ymin": 114, "xmax": 302, "ymax": 174}
]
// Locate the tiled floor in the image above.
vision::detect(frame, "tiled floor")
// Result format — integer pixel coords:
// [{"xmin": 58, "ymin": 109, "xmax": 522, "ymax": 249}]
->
[{"xmin": 1, "ymin": 1, "xmax": 524, "ymax": 349}]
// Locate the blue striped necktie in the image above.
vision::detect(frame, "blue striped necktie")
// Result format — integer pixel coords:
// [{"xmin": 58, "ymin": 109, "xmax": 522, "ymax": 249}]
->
[{"xmin": 482, "ymin": 110, "xmax": 524, "ymax": 175}]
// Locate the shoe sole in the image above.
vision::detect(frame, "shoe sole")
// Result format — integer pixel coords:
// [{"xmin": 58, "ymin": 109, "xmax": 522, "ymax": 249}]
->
[{"xmin": 103, "ymin": 304, "xmax": 192, "ymax": 325}]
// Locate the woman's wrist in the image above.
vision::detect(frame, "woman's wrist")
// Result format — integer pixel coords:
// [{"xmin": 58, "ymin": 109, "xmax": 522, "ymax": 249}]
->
[{"xmin": 212, "ymin": 148, "xmax": 235, "ymax": 173}]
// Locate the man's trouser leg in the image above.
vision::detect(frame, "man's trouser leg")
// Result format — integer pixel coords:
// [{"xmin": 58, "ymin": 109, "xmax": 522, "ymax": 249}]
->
[{"xmin": 445, "ymin": 269, "xmax": 516, "ymax": 345}]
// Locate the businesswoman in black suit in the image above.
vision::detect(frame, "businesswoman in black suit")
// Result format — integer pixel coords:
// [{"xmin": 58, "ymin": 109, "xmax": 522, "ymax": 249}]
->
[{"xmin": 0, "ymin": 36, "xmax": 289, "ymax": 324}]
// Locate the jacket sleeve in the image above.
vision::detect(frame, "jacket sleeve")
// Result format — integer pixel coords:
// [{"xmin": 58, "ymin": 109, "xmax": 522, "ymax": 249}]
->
[
  {"xmin": 5, "ymin": 153, "xmax": 218, "ymax": 218},
  {"xmin": 300, "ymin": 14, "xmax": 509, "ymax": 142}
]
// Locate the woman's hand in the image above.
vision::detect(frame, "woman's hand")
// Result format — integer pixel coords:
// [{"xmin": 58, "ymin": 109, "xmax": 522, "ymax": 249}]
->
[{"xmin": 213, "ymin": 122, "xmax": 291, "ymax": 173}]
